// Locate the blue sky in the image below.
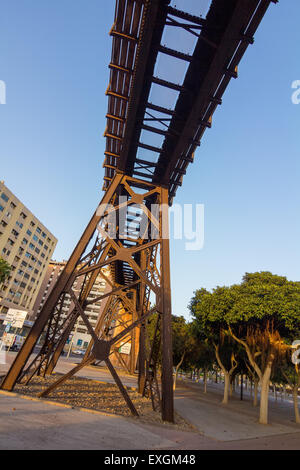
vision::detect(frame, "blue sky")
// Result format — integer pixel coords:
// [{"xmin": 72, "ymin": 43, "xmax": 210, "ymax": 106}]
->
[{"xmin": 0, "ymin": 0, "xmax": 299, "ymax": 320}]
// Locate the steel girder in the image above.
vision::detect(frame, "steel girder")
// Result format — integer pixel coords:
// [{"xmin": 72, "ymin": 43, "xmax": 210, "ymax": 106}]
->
[{"xmin": 103, "ymin": 0, "xmax": 276, "ymax": 204}]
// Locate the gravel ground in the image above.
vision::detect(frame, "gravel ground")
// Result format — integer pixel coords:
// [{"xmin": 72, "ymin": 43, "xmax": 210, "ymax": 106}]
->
[{"xmin": 14, "ymin": 375, "xmax": 195, "ymax": 432}]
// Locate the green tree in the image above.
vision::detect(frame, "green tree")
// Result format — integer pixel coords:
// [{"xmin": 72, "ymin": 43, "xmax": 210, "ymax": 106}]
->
[
  {"xmin": 189, "ymin": 288, "xmax": 240, "ymax": 404},
  {"xmin": 212, "ymin": 272, "xmax": 300, "ymax": 424},
  {"xmin": 186, "ymin": 326, "xmax": 215, "ymax": 393},
  {"xmin": 172, "ymin": 315, "xmax": 192, "ymax": 390},
  {"xmin": 0, "ymin": 257, "xmax": 11, "ymax": 285},
  {"xmin": 146, "ymin": 313, "xmax": 196, "ymax": 390},
  {"xmin": 273, "ymin": 351, "xmax": 300, "ymax": 424},
  {"xmin": 189, "ymin": 273, "xmax": 300, "ymax": 424}
]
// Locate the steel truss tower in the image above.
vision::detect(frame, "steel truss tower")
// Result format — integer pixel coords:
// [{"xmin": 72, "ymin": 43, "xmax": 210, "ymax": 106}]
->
[{"xmin": 1, "ymin": 173, "xmax": 174, "ymax": 422}]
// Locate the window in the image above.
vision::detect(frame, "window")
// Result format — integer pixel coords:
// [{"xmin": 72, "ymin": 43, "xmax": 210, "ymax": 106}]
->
[
  {"xmin": 21, "ymin": 261, "xmax": 27, "ymax": 267},
  {"xmin": 24, "ymin": 273, "xmax": 30, "ymax": 280},
  {"xmin": 20, "ymin": 212, "xmax": 27, "ymax": 219},
  {"xmin": 7, "ymin": 238, "xmax": 14, "ymax": 246},
  {"xmin": 35, "ymin": 247, "xmax": 40, "ymax": 254},
  {"xmin": 1, "ymin": 193, "xmax": 9, "ymax": 202},
  {"xmin": 36, "ymin": 227, "xmax": 41, "ymax": 234},
  {"xmin": 6, "ymin": 211, "xmax": 11, "ymax": 219},
  {"xmin": 44, "ymin": 245, "xmax": 48, "ymax": 251},
  {"xmin": 11, "ymin": 229, "xmax": 19, "ymax": 237},
  {"xmin": 30, "ymin": 221, "xmax": 35, "ymax": 227},
  {"xmin": 18, "ymin": 269, "xmax": 24, "ymax": 276},
  {"xmin": 22, "ymin": 238, "xmax": 28, "ymax": 245},
  {"xmin": 42, "ymin": 232, "xmax": 46, "ymax": 238},
  {"xmin": 0, "ymin": 205, "xmax": 4, "ymax": 212},
  {"xmin": 1, "ymin": 221, "xmax": 7, "ymax": 228},
  {"xmin": 41, "ymin": 253, "xmax": 45, "ymax": 258},
  {"xmin": 33, "ymin": 234, "xmax": 38, "ymax": 242},
  {"xmin": 29, "ymin": 243, "xmax": 35, "ymax": 250},
  {"xmin": 26, "ymin": 229, "xmax": 32, "ymax": 236},
  {"xmin": 10, "ymin": 202, "xmax": 16, "ymax": 209},
  {"xmin": 20, "ymin": 282, "xmax": 27, "ymax": 288},
  {"xmin": 16, "ymin": 221, "xmax": 23, "ymax": 228},
  {"xmin": 25, "ymin": 252, "xmax": 31, "ymax": 258},
  {"xmin": 38, "ymin": 239, "xmax": 43, "ymax": 246}
]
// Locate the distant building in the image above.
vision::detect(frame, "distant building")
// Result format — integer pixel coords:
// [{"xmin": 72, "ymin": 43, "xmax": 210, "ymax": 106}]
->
[
  {"xmin": 33, "ymin": 260, "xmax": 68, "ymax": 317},
  {"xmin": 0, "ymin": 181, "xmax": 57, "ymax": 321},
  {"xmin": 33, "ymin": 260, "xmax": 108, "ymax": 350}
]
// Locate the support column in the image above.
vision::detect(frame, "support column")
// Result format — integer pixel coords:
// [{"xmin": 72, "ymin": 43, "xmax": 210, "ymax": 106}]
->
[
  {"xmin": 137, "ymin": 251, "xmax": 147, "ymax": 394},
  {"xmin": 159, "ymin": 186, "xmax": 174, "ymax": 423}
]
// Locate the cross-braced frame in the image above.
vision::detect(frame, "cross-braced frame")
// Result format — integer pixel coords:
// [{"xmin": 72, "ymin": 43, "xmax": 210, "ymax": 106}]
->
[{"xmin": 1, "ymin": 173, "xmax": 174, "ymax": 422}]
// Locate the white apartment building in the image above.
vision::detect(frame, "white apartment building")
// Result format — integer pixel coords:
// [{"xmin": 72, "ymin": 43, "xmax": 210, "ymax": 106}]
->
[{"xmin": 0, "ymin": 181, "xmax": 57, "ymax": 321}]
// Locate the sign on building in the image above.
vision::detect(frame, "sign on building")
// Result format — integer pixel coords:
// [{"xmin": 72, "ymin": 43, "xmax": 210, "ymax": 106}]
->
[
  {"xmin": 3, "ymin": 309, "xmax": 27, "ymax": 329},
  {"xmin": 1, "ymin": 332, "xmax": 15, "ymax": 348},
  {"xmin": 4, "ymin": 323, "xmax": 12, "ymax": 333},
  {"xmin": 119, "ymin": 342, "xmax": 131, "ymax": 355}
]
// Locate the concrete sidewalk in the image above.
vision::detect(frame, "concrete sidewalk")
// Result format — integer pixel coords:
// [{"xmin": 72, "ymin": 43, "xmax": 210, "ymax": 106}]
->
[
  {"xmin": 2, "ymin": 353, "xmax": 300, "ymax": 449},
  {"xmin": 174, "ymin": 380, "xmax": 300, "ymax": 442},
  {"xmin": 0, "ymin": 391, "xmax": 205, "ymax": 450},
  {"xmin": 1, "ymin": 390, "xmax": 300, "ymax": 450}
]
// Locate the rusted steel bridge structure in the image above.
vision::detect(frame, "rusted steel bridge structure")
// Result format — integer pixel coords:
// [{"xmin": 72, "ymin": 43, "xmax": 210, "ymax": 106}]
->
[{"xmin": 1, "ymin": 0, "xmax": 276, "ymax": 422}]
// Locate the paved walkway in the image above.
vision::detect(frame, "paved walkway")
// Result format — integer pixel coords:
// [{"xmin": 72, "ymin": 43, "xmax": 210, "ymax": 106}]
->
[
  {"xmin": 1, "ymin": 353, "xmax": 300, "ymax": 449},
  {"xmin": 174, "ymin": 380, "xmax": 300, "ymax": 441},
  {"xmin": 1, "ymin": 389, "xmax": 300, "ymax": 450},
  {"xmin": 0, "ymin": 391, "xmax": 203, "ymax": 450}
]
